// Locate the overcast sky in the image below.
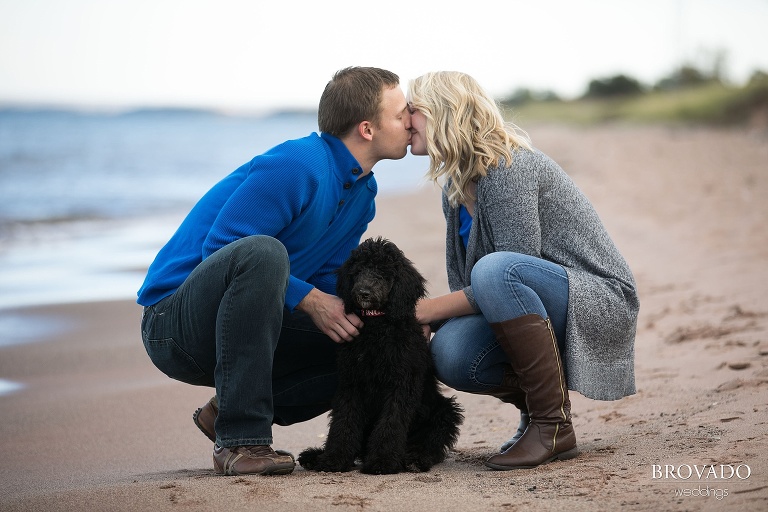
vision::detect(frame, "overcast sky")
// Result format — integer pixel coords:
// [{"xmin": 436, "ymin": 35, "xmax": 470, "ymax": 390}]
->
[{"xmin": 1, "ymin": 0, "xmax": 766, "ymax": 112}]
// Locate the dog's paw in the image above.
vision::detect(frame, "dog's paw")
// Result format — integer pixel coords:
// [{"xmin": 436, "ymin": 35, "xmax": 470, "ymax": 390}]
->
[
  {"xmin": 317, "ymin": 460, "xmax": 355, "ymax": 473},
  {"xmin": 297, "ymin": 447, "xmax": 324, "ymax": 470},
  {"xmin": 299, "ymin": 447, "xmax": 355, "ymax": 473},
  {"xmin": 407, "ymin": 457, "xmax": 439, "ymax": 473},
  {"xmin": 361, "ymin": 458, "xmax": 405, "ymax": 475}
]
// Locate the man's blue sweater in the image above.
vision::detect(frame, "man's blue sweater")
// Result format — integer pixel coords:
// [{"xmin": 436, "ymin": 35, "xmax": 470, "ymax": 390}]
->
[{"xmin": 137, "ymin": 132, "xmax": 376, "ymax": 310}]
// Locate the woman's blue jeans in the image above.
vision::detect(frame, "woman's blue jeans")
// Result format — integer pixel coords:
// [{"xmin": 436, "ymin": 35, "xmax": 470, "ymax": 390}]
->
[
  {"xmin": 141, "ymin": 236, "xmax": 338, "ymax": 447},
  {"xmin": 430, "ymin": 252, "xmax": 569, "ymax": 394}
]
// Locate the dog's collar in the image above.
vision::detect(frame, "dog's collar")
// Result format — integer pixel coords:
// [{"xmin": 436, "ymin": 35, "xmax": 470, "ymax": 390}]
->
[{"xmin": 359, "ymin": 309, "xmax": 386, "ymax": 317}]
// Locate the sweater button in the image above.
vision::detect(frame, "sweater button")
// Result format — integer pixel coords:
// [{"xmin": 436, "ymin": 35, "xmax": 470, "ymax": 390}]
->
[
  {"xmin": 351, "ymin": 167, "xmax": 360, "ymax": 175},
  {"xmin": 343, "ymin": 182, "xmax": 352, "ymax": 189}
]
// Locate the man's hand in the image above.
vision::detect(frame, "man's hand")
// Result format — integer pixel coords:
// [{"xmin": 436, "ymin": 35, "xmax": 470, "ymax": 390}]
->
[{"xmin": 297, "ymin": 288, "xmax": 363, "ymax": 343}]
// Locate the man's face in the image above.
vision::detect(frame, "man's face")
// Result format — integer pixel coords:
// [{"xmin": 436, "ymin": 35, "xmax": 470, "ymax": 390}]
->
[{"xmin": 371, "ymin": 86, "xmax": 412, "ymax": 161}]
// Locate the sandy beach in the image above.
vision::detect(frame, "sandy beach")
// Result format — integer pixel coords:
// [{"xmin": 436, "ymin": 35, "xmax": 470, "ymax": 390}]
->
[{"xmin": 1, "ymin": 123, "xmax": 767, "ymax": 511}]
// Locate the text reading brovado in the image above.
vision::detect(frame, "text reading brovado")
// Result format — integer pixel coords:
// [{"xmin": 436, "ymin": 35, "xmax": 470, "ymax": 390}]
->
[{"xmin": 652, "ymin": 463, "xmax": 752, "ymax": 480}]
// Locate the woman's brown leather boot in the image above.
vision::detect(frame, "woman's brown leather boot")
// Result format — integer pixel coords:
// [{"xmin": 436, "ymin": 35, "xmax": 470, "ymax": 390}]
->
[
  {"xmin": 485, "ymin": 314, "xmax": 578, "ymax": 470},
  {"xmin": 477, "ymin": 366, "xmax": 529, "ymax": 451}
]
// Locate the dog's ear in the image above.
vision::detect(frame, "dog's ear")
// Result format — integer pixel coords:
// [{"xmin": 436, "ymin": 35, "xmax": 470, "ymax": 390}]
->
[
  {"xmin": 387, "ymin": 254, "xmax": 427, "ymax": 318},
  {"xmin": 335, "ymin": 254, "xmax": 356, "ymax": 312},
  {"xmin": 336, "ymin": 238, "xmax": 378, "ymax": 312}
]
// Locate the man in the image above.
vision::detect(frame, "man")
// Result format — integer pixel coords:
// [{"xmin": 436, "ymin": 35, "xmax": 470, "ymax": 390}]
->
[{"xmin": 138, "ymin": 67, "xmax": 412, "ymax": 476}]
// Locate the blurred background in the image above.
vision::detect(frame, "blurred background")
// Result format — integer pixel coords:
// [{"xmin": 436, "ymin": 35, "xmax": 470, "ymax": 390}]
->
[{"xmin": 1, "ymin": 0, "xmax": 767, "ymax": 310}]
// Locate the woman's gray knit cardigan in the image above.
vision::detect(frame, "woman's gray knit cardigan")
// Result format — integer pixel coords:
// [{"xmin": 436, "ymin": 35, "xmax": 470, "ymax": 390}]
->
[{"xmin": 443, "ymin": 148, "xmax": 639, "ymax": 401}]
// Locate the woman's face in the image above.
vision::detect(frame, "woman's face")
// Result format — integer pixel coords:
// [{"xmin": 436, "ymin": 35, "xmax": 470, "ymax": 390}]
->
[{"xmin": 408, "ymin": 103, "xmax": 428, "ymax": 156}]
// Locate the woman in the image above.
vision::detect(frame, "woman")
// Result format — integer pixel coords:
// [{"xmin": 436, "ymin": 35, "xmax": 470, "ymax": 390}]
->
[{"xmin": 408, "ymin": 72, "xmax": 639, "ymax": 470}]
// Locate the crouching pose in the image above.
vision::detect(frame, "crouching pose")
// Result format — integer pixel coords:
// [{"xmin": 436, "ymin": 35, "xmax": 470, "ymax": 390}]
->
[
  {"xmin": 407, "ymin": 71, "xmax": 639, "ymax": 470},
  {"xmin": 137, "ymin": 67, "xmax": 413, "ymax": 476}
]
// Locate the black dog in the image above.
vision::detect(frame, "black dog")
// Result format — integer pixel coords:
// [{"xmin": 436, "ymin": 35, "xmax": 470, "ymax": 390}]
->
[{"xmin": 298, "ymin": 237, "xmax": 463, "ymax": 474}]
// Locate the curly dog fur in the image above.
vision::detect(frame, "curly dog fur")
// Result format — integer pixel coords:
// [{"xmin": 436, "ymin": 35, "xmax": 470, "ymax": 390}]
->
[{"xmin": 298, "ymin": 237, "xmax": 463, "ymax": 474}]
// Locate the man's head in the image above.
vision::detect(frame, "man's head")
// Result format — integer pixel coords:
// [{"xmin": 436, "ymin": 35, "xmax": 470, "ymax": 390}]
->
[
  {"xmin": 319, "ymin": 67, "xmax": 412, "ymax": 169},
  {"xmin": 319, "ymin": 67, "xmax": 401, "ymax": 137}
]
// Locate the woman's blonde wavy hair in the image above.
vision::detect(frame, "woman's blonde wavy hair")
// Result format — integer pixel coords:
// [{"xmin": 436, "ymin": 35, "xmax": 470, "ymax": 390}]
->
[{"xmin": 408, "ymin": 71, "xmax": 531, "ymax": 207}]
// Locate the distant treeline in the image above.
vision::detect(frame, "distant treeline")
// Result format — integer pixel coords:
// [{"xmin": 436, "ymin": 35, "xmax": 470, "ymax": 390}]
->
[
  {"xmin": 503, "ymin": 63, "xmax": 767, "ymax": 103},
  {"xmin": 501, "ymin": 64, "xmax": 768, "ymax": 127}
]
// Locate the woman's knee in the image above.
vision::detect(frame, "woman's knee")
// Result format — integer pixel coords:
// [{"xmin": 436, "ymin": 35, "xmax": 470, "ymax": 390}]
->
[
  {"xmin": 429, "ymin": 321, "xmax": 491, "ymax": 391},
  {"xmin": 471, "ymin": 252, "xmax": 561, "ymax": 321},
  {"xmin": 471, "ymin": 252, "xmax": 512, "ymax": 293},
  {"xmin": 430, "ymin": 338, "xmax": 471, "ymax": 390}
]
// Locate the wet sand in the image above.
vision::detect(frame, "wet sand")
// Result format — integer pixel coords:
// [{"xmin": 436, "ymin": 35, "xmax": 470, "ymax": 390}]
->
[{"xmin": 1, "ymin": 124, "xmax": 767, "ymax": 511}]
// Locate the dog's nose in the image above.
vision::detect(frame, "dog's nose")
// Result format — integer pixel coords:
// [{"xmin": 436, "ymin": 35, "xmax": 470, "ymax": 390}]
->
[{"xmin": 355, "ymin": 287, "xmax": 372, "ymax": 300}]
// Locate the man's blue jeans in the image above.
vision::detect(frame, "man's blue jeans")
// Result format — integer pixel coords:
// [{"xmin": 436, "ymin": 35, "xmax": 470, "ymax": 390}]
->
[
  {"xmin": 141, "ymin": 236, "xmax": 337, "ymax": 447},
  {"xmin": 430, "ymin": 252, "xmax": 569, "ymax": 394}
]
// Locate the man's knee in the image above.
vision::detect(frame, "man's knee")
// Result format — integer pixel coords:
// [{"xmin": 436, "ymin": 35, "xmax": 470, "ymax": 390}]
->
[{"xmin": 229, "ymin": 236, "xmax": 289, "ymax": 276}]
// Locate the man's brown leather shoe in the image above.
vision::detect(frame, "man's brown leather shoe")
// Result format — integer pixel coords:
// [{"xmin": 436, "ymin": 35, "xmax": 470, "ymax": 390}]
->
[
  {"xmin": 194, "ymin": 396, "xmax": 296, "ymax": 467},
  {"xmin": 213, "ymin": 445, "xmax": 295, "ymax": 476},
  {"xmin": 193, "ymin": 396, "xmax": 218, "ymax": 443}
]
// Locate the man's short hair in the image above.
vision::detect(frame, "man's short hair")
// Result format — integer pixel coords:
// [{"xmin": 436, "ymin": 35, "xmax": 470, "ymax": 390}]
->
[{"xmin": 318, "ymin": 67, "xmax": 400, "ymax": 137}]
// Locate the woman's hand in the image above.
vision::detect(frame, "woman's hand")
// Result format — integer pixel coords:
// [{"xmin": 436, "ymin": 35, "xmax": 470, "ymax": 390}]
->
[
  {"xmin": 416, "ymin": 298, "xmax": 434, "ymax": 342},
  {"xmin": 417, "ymin": 291, "xmax": 475, "ymax": 327},
  {"xmin": 416, "ymin": 297, "xmax": 438, "ymax": 326}
]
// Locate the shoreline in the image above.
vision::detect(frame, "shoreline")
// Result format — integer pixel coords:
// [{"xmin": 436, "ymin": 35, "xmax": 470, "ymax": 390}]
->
[
  {"xmin": 0, "ymin": 184, "xmax": 434, "ymax": 313},
  {"xmin": 1, "ymin": 124, "xmax": 767, "ymax": 511}
]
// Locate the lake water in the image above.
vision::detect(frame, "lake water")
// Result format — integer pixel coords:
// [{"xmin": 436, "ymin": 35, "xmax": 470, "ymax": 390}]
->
[{"xmin": 0, "ymin": 108, "xmax": 430, "ymax": 311}]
